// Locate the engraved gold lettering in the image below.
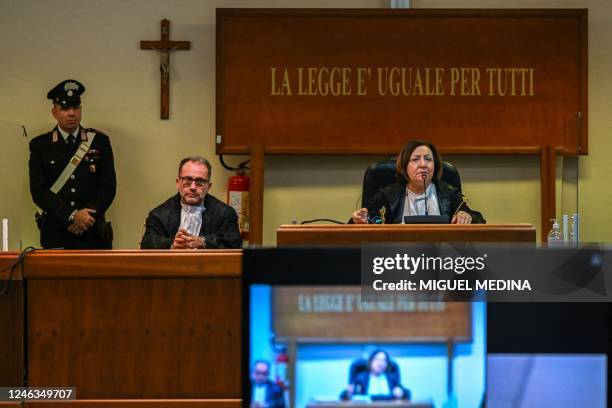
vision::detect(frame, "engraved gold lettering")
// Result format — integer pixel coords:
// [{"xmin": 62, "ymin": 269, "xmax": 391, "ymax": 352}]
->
[
  {"xmin": 356, "ymin": 67, "xmax": 370, "ymax": 95},
  {"xmin": 270, "ymin": 67, "xmax": 279, "ymax": 95},
  {"xmin": 412, "ymin": 69, "xmax": 424, "ymax": 96},
  {"xmin": 435, "ymin": 67, "xmax": 445, "ymax": 95},
  {"xmin": 450, "ymin": 68, "xmax": 459, "ymax": 96}
]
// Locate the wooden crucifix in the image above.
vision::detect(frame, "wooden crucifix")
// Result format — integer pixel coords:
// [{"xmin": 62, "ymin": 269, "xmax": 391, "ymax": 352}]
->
[{"xmin": 140, "ymin": 19, "xmax": 190, "ymax": 119}]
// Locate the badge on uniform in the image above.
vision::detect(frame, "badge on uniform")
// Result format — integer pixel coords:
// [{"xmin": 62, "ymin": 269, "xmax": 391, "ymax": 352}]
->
[
  {"xmin": 52, "ymin": 130, "xmax": 59, "ymax": 143},
  {"xmin": 86, "ymin": 149, "xmax": 99, "ymax": 174},
  {"xmin": 86, "ymin": 149, "xmax": 100, "ymax": 158}
]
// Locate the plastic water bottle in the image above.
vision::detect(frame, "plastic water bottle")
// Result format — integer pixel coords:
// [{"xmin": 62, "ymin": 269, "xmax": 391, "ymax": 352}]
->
[
  {"xmin": 562, "ymin": 214, "xmax": 569, "ymax": 243},
  {"xmin": 547, "ymin": 219, "xmax": 563, "ymax": 247},
  {"xmin": 572, "ymin": 213, "xmax": 580, "ymax": 244}
]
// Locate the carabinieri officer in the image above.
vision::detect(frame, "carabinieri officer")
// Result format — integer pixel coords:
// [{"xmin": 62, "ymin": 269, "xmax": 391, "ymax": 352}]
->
[{"xmin": 29, "ymin": 79, "xmax": 116, "ymax": 249}]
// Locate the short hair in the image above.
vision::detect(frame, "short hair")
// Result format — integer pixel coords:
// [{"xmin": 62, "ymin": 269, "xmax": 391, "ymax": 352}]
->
[
  {"xmin": 396, "ymin": 140, "xmax": 443, "ymax": 183},
  {"xmin": 178, "ymin": 156, "xmax": 212, "ymax": 178},
  {"xmin": 252, "ymin": 359, "xmax": 271, "ymax": 371}
]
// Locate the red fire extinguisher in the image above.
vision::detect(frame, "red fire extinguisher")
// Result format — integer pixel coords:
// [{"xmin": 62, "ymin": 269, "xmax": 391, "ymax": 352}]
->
[
  {"xmin": 227, "ymin": 167, "xmax": 250, "ymax": 241},
  {"xmin": 275, "ymin": 346, "xmax": 289, "ymax": 389}
]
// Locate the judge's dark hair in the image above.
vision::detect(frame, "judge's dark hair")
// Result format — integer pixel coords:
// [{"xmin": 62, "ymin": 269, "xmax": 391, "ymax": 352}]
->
[
  {"xmin": 178, "ymin": 156, "xmax": 212, "ymax": 178},
  {"xmin": 396, "ymin": 140, "xmax": 443, "ymax": 183},
  {"xmin": 367, "ymin": 349, "xmax": 391, "ymax": 372}
]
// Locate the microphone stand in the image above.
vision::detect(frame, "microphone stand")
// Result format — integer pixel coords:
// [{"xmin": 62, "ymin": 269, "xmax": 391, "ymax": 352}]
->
[{"xmin": 422, "ymin": 174, "xmax": 429, "ymax": 216}]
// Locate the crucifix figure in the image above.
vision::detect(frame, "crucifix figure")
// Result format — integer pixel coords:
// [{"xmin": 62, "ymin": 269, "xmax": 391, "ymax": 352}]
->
[{"xmin": 140, "ymin": 19, "xmax": 190, "ymax": 119}]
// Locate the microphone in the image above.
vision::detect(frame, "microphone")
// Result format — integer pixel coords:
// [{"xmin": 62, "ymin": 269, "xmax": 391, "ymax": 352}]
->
[{"xmin": 422, "ymin": 174, "xmax": 429, "ymax": 215}]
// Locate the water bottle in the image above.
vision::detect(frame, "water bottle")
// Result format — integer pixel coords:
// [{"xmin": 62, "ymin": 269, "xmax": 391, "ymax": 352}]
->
[
  {"xmin": 572, "ymin": 213, "xmax": 580, "ymax": 244},
  {"xmin": 562, "ymin": 214, "xmax": 569, "ymax": 243},
  {"xmin": 547, "ymin": 219, "xmax": 563, "ymax": 247}
]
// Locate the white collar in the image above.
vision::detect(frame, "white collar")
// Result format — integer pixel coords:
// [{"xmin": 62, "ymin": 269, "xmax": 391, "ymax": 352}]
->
[
  {"xmin": 57, "ymin": 125, "xmax": 80, "ymax": 141},
  {"xmin": 181, "ymin": 202, "xmax": 206, "ymax": 213},
  {"xmin": 406, "ymin": 183, "xmax": 434, "ymax": 198}
]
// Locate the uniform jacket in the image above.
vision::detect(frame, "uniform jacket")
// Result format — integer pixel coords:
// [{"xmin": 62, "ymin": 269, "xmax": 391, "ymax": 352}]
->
[{"xmin": 29, "ymin": 126, "xmax": 116, "ymax": 248}]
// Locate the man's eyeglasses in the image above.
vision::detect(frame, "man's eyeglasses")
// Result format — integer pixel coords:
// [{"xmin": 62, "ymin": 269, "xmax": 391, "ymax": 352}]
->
[{"xmin": 180, "ymin": 176, "xmax": 209, "ymax": 188}]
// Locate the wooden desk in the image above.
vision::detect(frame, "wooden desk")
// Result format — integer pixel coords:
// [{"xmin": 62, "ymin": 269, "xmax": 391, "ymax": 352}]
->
[
  {"xmin": 0, "ymin": 252, "xmax": 23, "ymax": 387},
  {"xmin": 24, "ymin": 400, "xmax": 241, "ymax": 407},
  {"xmin": 17, "ymin": 250, "xmax": 242, "ymax": 400},
  {"xmin": 277, "ymin": 224, "xmax": 535, "ymax": 245}
]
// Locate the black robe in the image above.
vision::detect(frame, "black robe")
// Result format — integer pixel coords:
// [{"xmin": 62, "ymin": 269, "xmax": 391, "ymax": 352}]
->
[
  {"xmin": 365, "ymin": 180, "xmax": 485, "ymax": 224},
  {"xmin": 140, "ymin": 193, "xmax": 242, "ymax": 249},
  {"xmin": 250, "ymin": 380, "xmax": 285, "ymax": 408},
  {"xmin": 351, "ymin": 371, "xmax": 410, "ymax": 400}
]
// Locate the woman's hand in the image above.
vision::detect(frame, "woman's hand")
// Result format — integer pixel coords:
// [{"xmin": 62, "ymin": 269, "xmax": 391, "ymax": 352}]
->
[
  {"xmin": 392, "ymin": 386, "xmax": 404, "ymax": 399},
  {"xmin": 451, "ymin": 210, "xmax": 472, "ymax": 224},
  {"xmin": 352, "ymin": 208, "xmax": 369, "ymax": 224}
]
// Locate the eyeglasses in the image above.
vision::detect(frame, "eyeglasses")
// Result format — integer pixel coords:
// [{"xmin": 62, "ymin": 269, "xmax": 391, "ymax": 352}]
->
[{"xmin": 180, "ymin": 176, "xmax": 209, "ymax": 188}]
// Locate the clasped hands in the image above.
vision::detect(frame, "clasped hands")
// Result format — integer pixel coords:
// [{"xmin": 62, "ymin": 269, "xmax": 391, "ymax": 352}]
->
[
  {"xmin": 352, "ymin": 208, "xmax": 473, "ymax": 224},
  {"xmin": 171, "ymin": 228, "xmax": 205, "ymax": 250},
  {"xmin": 67, "ymin": 208, "xmax": 96, "ymax": 235}
]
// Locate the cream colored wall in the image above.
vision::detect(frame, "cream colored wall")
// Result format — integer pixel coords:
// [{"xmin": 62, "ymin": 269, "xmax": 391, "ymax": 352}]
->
[
  {"xmin": 0, "ymin": 0, "xmax": 383, "ymax": 249},
  {"xmin": 264, "ymin": 154, "xmax": 541, "ymax": 244},
  {"xmin": 1, "ymin": 0, "xmax": 608, "ymax": 249}
]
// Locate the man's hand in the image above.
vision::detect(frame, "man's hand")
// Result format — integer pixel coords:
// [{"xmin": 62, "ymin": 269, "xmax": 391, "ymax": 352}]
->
[
  {"xmin": 73, "ymin": 208, "xmax": 96, "ymax": 229},
  {"xmin": 68, "ymin": 208, "xmax": 96, "ymax": 234},
  {"xmin": 184, "ymin": 234, "xmax": 205, "ymax": 249},
  {"xmin": 171, "ymin": 229, "xmax": 189, "ymax": 249},
  {"xmin": 67, "ymin": 223, "xmax": 86, "ymax": 235},
  {"xmin": 172, "ymin": 229, "xmax": 205, "ymax": 250}
]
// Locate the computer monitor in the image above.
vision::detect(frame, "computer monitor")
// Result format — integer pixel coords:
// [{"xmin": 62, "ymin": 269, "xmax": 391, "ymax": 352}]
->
[{"xmin": 243, "ymin": 247, "xmax": 486, "ymax": 408}]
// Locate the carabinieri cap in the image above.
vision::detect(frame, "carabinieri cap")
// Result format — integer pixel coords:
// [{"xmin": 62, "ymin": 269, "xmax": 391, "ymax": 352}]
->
[{"xmin": 47, "ymin": 79, "xmax": 85, "ymax": 108}]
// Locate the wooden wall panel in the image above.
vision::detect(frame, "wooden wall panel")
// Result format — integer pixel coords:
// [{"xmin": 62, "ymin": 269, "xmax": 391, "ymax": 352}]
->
[
  {"xmin": 24, "ymin": 252, "xmax": 242, "ymax": 399},
  {"xmin": 22, "ymin": 250, "xmax": 241, "ymax": 278},
  {"xmin": 273, "ymin": 286, "xmax": 470, "ymax": 342},
  {"xmin": 0, "ymin": 253, "xmax": 23, "ymax": 387},
  {"xmin": 277, "ymin": 224, "xmax": 536, "ymax": 245},
  {"xmin": 25, "ymin": 400, "xmax": 240, "ymax": 407},
  {"xmin": 217, "ymin": 9, "xmax": 587, "ymax": 155}
]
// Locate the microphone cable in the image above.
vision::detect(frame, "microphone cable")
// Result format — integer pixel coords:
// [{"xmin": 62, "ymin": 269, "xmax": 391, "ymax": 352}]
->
[
  {"xmin": 0, "ymin": 246, "xmax": 37, "ymax": 297},
  {"xmin": 218, "ymin": 155, "xmax": 250, "ymax": 172},
  {"xmin": 300, "ymin": 219, "xmax": 345, "ymax": 225}
]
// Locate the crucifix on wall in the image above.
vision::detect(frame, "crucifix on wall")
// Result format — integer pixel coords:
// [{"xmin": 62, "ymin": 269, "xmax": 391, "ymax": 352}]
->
[{"xmin": 140, "ymin": 19, "xmax": 190, "ymax": 119}]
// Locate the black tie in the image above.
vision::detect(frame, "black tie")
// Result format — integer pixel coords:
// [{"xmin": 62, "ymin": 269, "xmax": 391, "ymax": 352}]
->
[{"xmin": 67, "ymin": 135, "xmax": 76, "ymax": 145}]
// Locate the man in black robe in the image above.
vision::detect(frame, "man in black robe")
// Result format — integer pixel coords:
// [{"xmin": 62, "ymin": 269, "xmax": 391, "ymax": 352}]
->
[{"xmin": 141, "ymin": 156, "xmax": 242, "ymax": 249}]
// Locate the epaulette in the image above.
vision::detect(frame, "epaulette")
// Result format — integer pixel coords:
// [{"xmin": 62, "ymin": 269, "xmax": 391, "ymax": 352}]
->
[{"xmin": 85, "ymin": 127, "xmax": 107, "ymax": 136}]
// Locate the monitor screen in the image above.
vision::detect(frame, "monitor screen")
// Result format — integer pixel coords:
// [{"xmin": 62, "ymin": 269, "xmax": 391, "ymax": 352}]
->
[
  {"xmin": 487, "ymin": 354, "xmax": 607, "ymax": 407},
  {"xmin": 243, "ymin": 248, "xmax": 486, "ymax": 408}
]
